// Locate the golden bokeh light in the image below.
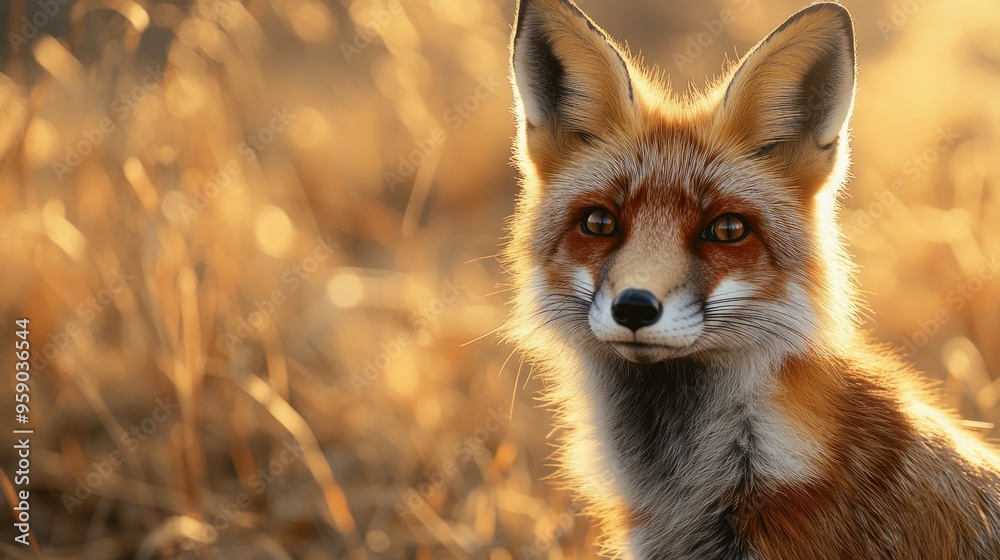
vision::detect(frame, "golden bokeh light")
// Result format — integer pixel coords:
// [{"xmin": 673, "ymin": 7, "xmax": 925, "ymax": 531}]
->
[
  {"xmin": 326, "ymin": 271, "xmax": 365, "ymax": 308},
  {"xmin": 254, "ymin": 204, "xmax": 295, "ymax": 257}
]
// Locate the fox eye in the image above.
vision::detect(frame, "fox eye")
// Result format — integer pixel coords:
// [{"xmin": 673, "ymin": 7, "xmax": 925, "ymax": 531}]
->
[
  {"xmin": 582, "ymin": 208, "xmax": 618, "ymax": 236},
  {"xmin": 704, "ymin": 214, "xmax": 749, "ymax": 243}
]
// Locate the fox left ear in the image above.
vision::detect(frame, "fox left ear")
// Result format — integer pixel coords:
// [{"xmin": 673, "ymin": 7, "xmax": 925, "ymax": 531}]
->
[
  {"xmin": 718, "ymin": 2, "xmax": 856, "ymax": 192},
  {"xmin": 511, "ymin": 0, "xmax": 637, "ymax": 174}
]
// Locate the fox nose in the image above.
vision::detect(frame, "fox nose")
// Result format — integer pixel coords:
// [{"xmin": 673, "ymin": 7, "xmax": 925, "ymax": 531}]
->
[{"xmin": 611, "ymin": 289, "xmax": 662, "ymax": 331}]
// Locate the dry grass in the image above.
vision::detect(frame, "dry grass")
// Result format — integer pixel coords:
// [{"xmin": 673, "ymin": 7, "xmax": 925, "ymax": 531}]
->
[{"xmin": 0, "ymin": 0, "xmax": 998, "ymax": 558}]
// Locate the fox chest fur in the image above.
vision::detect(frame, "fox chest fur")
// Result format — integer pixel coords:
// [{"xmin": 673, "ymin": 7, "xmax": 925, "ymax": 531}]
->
[
  {"xmin": 504, "ymin": 1, "xmax": 1000, "ymax": 558},
  {"xmin": 582, "ymin": 354, "xmax": 1000, "ymax": 559}
]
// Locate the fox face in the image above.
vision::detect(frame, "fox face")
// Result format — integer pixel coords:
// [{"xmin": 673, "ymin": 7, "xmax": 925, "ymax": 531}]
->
[{"xmin": 507, "ymin": 0, "xmax": 858, "ymax": 367}]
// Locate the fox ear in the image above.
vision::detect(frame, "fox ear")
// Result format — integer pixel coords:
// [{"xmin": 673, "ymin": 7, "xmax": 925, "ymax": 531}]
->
[
  {"xmin": 718, "ymin": 3, "xmax": 856, "ymax": 191},
  {"xmin": 511, "ymin": 0, "xmax": 636, "ymax": 165}
]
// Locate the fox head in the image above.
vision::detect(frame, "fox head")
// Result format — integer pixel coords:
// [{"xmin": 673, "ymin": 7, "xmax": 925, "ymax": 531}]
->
[{"xmin": 506, "ymin": 0, "xmax": 858, "ymax": 366}]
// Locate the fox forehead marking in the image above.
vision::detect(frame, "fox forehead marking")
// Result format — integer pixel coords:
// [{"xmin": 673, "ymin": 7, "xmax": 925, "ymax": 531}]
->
[{"xmin": 557, "ymin": 121, "xmax": 790, "ymax": 219}]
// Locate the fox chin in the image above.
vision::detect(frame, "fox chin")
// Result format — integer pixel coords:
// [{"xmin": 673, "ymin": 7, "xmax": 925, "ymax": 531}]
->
[{"xmin": 503, "ymin": 1, "xmax": 1000, "ymax": 559}]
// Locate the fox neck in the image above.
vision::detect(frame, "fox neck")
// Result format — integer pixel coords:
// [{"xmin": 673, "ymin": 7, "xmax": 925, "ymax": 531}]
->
[{"xmin": 556, "ymin": 347, "xmax": 848, "ymax": 557}]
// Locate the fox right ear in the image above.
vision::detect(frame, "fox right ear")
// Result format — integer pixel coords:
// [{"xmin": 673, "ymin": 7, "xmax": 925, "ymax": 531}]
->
[
  {"xmin": 717, "ymin": 2, "xmax": 856, "ymax": 195},
  {"xmin": 511, "ymin": 0, "xmax": 637, "ymax": 169}
]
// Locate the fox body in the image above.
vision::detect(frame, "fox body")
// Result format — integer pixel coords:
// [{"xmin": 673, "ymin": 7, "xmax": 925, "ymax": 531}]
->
[{"xmin": 504, "ymin": 1, "xmax": 1000, "ymax": 558}]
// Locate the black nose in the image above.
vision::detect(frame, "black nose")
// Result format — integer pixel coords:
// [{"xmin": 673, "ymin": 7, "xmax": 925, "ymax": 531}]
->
[{"xmin": 611, "ymin": 289, "xmax": 662, "ymax": 331}]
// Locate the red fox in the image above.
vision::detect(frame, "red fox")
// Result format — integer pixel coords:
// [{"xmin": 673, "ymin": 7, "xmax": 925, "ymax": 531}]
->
[{"xmin": 504, "ymin": 1, "xmax": 1000, "ymax": 558}]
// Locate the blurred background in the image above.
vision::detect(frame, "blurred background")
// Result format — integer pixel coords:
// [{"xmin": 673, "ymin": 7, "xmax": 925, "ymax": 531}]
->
[{"xmin": 0, "ymin": 0, "xmax": 997, "ymax": 558}]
